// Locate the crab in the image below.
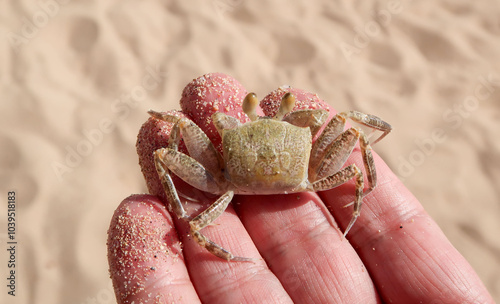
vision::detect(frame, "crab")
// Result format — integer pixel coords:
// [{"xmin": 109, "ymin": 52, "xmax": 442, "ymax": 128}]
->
[{"xmin": 148, "ymin": 92, "xmax": 392, "ymax": 261}]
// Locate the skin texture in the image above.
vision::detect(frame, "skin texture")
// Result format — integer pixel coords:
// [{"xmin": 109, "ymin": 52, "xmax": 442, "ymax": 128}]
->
[{"xmin": 108, "ymin": 73, "xmax": 494, "ymax": 304}]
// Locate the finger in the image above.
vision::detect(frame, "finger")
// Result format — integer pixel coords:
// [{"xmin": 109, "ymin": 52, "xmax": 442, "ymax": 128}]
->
[
  {"xmin": 138, "ymin": 73, "xmax": 294, "ymax": 303},
  {"xmin": 260, "ymin": 86, "xmax": 492, "ymax": 302},
  {"xmin": 319, "ymin": 152, "xmax": 494, "ymax": 303},
  {"xmin": 137, "ymin": 109, "xmax": 192, "ymax": 204},
  {"xmin": 107, "ymin": 194, "xmax": 200, "ymax": 303},
  {"xmin": 180, "ymin": 72, "xmax": 260, "ymax": 151},
  {"xmin": 173, "ymin": 198, "xmax": 294, "ymax": 303},
  {"xmin": 235, "ymin": 193, "xmax": 381, "ymax": 303}
]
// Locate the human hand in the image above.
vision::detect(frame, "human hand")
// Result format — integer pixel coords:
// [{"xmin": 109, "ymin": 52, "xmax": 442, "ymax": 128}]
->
[{"xmin": 107, "ymin": 73, "xmax": 494, "ymax": 303}]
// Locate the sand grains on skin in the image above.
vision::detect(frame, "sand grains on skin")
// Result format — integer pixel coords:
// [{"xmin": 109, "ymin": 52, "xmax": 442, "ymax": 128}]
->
[{"xmin": 107, "ymin": 194, "xmax": 200, "ymax": 303}]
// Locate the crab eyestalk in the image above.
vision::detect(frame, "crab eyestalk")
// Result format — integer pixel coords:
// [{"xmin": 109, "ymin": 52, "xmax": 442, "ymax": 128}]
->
[
  {"xmin": 274, "ymin": 92, "xmax": 296, "ymax": 120},
  {"xmin": 242, "ymin": 92, "xmax": 259, "ymax": 122}
]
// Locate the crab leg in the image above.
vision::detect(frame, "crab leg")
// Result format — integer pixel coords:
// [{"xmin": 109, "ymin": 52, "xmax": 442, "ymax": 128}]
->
[
  {"xmin": 154, "ymin": 154, "xmax": 188, "ymax": 219},
  {"xmin": 308, "ymin": 122, "xmax": 383, "ymax": 236},
  {"xmin": 154, "ymin": 148, "xmax": 223, "ymax": 194},
  {"xmin": 311, "ymin": 164, "xmax": 364, "ymax": 236},
  {"xmin": 212, "ymin": 112, "xmax": 241, "ymax": 135},
  {"xmin": 310, "ymin": 110, "xmax": 391, "ymax": 190},
  {"xmin": 310, "ymin": 127, "xmax": 360, "ymax": 182},
  {"xmin": 309, "ymin": 114, "xmax": 348, "ymax": 174},
  {"xmin": 189, "ymin": 190, "xmax": 251, "ymax": 261},
  {"xmin": 283, "ymin": 109, "xmax": 329, "ymax": 137},
  {"xmin": 149, "ymin": 111, "xmax": 226, "ymax": 220},
  {"xmin": 340, "ymin": 131, "xmax": 377, "ymax": 209},
  {"xmin": 339, "ymin": 111, "xmax": 392, "ymax": 145},
  {"xmin": 311, "ymin": 125, "xmax": 378, "ymax": 196},
  {"xmin": 149, "ymin": 111, "xmax": 225, "ymax": 181},
  {"xmin": 149, "ymin": 111, "xmax": 250, "ymax": 260},
  {"xmin": 358, "ymin": 131, "xmax": 376, "ymax": 196}
]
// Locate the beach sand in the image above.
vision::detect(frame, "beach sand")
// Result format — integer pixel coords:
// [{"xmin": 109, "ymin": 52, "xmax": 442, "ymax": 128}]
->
[{"xmin": 1, "ymin": 0, "xmax": 499, "ymax": 303}]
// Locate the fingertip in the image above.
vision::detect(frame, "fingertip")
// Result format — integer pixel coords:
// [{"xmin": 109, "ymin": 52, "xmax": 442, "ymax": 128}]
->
[
  {"xmin": 107, "ymin": 194, "xmax": 200, "ymax": 303},
  {"xmin": 136, "ymin": 111, "xmax": 191, "ymax": 201},
  {"xmin": 180, "ymin": 73, "xmax": 249, "ymax": 151}
]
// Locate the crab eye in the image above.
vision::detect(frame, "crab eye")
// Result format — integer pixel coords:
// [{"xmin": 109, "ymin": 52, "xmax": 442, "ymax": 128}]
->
[
  {"xmin": 274, "ymin": 92, "xmax": 296, "ymax": 120},
  {"xmin": 242, "ymin": 93, "xmax": 259, "ymax": 121}
]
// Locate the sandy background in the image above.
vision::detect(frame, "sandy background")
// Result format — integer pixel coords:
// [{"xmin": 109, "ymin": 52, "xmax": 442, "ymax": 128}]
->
[{"xmin": 1, "ymin": 0, "xmax": 499, "ymax": 303}]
